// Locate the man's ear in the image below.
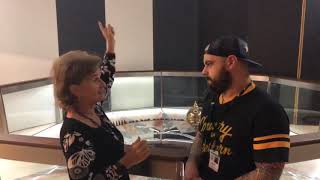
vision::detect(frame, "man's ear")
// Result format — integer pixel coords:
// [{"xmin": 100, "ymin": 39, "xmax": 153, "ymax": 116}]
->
[
  {"xmin": 225, "ymin": 55, "xmax": 237, "ymax": 70},
  {"xmin": 69, "ymin": 84, "xmax": 80, "ymax": 98}
]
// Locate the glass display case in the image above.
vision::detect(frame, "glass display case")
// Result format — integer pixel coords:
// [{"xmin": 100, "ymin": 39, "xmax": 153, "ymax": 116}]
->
[{"xmin": 0, "ymin": 72, "xmax": 320, "ymax": 140}]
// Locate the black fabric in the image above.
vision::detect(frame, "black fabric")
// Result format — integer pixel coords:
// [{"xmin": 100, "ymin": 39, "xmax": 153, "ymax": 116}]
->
[
  {"xmin": 60, "ymin": 106, "xmax": 129, "ymax": 180},
  {"xmin": 197, "ymin": 87, "xmax": 290, "ymax": 179}
]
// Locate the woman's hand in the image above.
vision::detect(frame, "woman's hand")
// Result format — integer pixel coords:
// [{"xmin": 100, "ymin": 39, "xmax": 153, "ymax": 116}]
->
[
  {"xmin": 98, "ymin": 21, "xmax": 115, "ymax": 53},
  {"xmin": 120, "ymin": 137, "xmax": 150, "ymax": 169}
]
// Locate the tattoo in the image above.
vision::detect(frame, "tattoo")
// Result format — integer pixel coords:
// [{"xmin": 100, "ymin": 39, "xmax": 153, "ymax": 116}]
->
[
  {"xmin": 188, "ymin": 131, "xmax": 202, "ymax": 163},
  {"xmin": 235, "ymin": 162, "xmax": 285, "ymax": 180}
]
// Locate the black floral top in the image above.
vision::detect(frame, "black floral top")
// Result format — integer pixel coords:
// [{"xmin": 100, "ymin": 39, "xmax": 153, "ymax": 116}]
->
[{"xmin": 60, "ymin": 53, "xmax": 129, "ymax": 180}]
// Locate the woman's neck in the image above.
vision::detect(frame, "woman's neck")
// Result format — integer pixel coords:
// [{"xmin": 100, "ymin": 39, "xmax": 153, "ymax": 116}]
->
[{"xmin": 73, "ymin": 102, "xmax": 96, "ymax": 115}]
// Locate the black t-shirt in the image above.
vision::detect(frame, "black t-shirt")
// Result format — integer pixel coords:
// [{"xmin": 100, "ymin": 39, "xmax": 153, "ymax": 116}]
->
[{"xmin": 198, "ymin": 84, "xmax": 290, "ymax": 179}]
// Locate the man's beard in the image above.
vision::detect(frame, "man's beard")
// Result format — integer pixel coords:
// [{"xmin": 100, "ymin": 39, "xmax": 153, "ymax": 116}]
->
[{"xmin": 207, "ymin": 68, "xmax": 232, "ymax": 95}]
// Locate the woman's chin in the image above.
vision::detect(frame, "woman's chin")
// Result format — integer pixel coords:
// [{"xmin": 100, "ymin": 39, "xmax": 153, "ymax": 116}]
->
[{"xmin": 99, "ymin": 94, "xmax": 107, "ymax": 101}]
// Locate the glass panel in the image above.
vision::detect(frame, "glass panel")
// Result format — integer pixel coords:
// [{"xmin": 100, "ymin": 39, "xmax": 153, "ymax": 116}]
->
[
  {"xmin": 2, "ymin": 84, "xmax": 58, "ymax": 134},
  {"xmin": 269, "ymin": 83, "xmax": 295, "ymax": 124},
  {"xmin": 253, "ymin": 81, "xmax": 268, "ymax": 92},
  {"xmin": 282, "ymin": 158, "xmax": 320, "ymax": 179},
  {"xmin": 106, "ymin": 75, "xmax": 205, "ymax": 144},
  {"xmin": 294, "ymin": 88, "xmax": 320, "ymax": 134},
  {"xmin": 161, "ymin": 76, "xmax": 207, "ymax": 107},
  {"xmin": 268, "ymin": 82, "xmax": 320, "ymax": 135},
  {"xmin": 113, "ymin": 112, "xmax": 195, "ymax": 144},
  {"xmin": 109, "ymin": 76, "xmax": 155, "ymax": 111}
]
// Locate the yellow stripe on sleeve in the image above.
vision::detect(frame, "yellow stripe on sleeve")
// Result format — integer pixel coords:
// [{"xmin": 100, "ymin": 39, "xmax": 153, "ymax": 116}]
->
[
  {"xmin": 254, "ymin": 134, "xmax": 289, "ymax": 142},
  {"xmin": 253, "ymin": 141, "xmax": 290, "ymax": 150}
]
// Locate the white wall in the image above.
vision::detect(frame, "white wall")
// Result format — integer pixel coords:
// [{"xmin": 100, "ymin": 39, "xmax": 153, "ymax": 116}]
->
[
  {"xmin": 105, "ymin": 0, "xmax": 153, "ymax": 71},
  {"xmin": 0, "ymin": 53, "xmax": 54, "ymax": 85},
  {"xmin": 0, "ymin": 0, "xmax": 59, "ymax": 85}
]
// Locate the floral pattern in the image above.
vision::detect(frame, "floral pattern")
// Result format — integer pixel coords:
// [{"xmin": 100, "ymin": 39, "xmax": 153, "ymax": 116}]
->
[
  {"xmin": 101, "ymin": 53, "xmax": 115, "ymax": 96},
  {"xmin": 68, "ymin": 149, "xmax": 95, "ymax": 168},
  {"xmin": 105, "ymin": 165, "xmax": 122, "ymax": 179},
  {"xmin": 63, "ymin": 132, "xmax": 82, "ymax": 152}
]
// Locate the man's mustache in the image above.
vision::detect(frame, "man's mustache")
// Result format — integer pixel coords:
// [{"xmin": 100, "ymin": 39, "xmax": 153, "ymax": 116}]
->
[{"xmin": 206, "ymin": 77, "xmax": 213, "ymax": 81}]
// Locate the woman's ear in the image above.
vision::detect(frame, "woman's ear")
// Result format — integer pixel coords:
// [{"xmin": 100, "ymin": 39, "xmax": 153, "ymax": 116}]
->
[{"xmin": 69, "ymin": 85, "xmax": 80, "ymax": 98}]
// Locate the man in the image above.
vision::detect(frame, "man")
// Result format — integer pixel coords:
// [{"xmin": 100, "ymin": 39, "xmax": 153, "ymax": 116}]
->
[{"xmin": 185, "ymin": 36, "xmax": 290, "ymax": 180}]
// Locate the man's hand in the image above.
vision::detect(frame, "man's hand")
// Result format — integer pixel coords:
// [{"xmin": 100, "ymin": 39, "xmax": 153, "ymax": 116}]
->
[
  {"xmin": 185, "ymin": 159, "xmax": 201, "ymax": 180},
  {"xmin": 98, "ymin": 21, "xmax": 115, "ymax": 53},
  {"xmin": 185, "ymin": 131, "xmax": 202, "ymax": 180}
]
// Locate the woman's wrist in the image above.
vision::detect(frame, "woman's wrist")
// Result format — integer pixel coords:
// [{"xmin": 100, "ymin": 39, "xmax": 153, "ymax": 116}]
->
[
  {"xmin": 107, "ymin": 48, "xmax": 114, "ymax": 54},
  {"xmin": 119, "ymin": 157, "xmax": 132, "ymax": 169},
  {"xmin": 107, "ymin": 41, "xmax": 115, "ymax": 53}
]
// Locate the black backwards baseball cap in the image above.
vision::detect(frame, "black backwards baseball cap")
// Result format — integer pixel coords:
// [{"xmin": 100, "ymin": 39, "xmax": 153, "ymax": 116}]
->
[{"xmin": 204, "ymin": 36, "xmax": 262, "ymax": 69}]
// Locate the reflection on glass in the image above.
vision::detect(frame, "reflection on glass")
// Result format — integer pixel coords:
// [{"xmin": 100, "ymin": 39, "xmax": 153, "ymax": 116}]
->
[
  {"xmin": 159, "ymin": 76, "xmax": 207, "ymax": 107},
  {"xmin": 268, "ymin": 83, "xmax": 320, "ymax": 135},
  {"xmin": 269, "ymin": 83, "xmax": 295, "ymax": 123}
]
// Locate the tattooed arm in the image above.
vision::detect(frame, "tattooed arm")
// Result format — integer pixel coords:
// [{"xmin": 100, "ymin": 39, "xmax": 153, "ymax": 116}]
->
[
  {"xmin": 188, "ymin": 131, "xmax": 203, "ymax": 162},
  {"xmin": 235, "ymin": 162, "xmax": 285, "ymax": 180},
  {"xmin": 185, "ymin": 131, "xmax": 203, "ymax": 180}
]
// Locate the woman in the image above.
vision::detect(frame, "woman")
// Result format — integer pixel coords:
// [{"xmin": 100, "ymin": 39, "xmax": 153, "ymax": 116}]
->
[{"xmin": 51, "ymin": 22, "xmax": 150, "ymax": 180}]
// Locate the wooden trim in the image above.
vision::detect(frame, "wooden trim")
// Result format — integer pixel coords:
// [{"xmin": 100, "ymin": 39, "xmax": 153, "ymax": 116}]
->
[
  {"xmin": 0, "ymin": 143, "xmax": 65, "ymax": 165},
  {"xmin": 0, "ymin": 77, "xmax": 50, "ymax": 88},
  {"xmin": 0, "ymin": 134, "xmax": 189, "ymax": 161},
  {"xmin": 293, "ymin": 0, "xmax": 307, "ymax": 125},
  {"xmin": 1, "ymin": 132, "xmax": 320, "ymax": 154},
  {"xmin": 0, "ymin": 134, "xmax": 60, "ymax": 149},
  {"xmin": 297, "ymin": 0, "xmax": 307, "ymax": 79},
  {"xmin": 0, "ymin": 132, "xmax": 319, "ymax": 167},
  {"xmin": 290, "ymin": 132, "xmax": 320, "ymax": 147}
]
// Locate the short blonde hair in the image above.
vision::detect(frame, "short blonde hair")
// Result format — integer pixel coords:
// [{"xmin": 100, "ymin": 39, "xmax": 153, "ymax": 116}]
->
[{"xmin": 51, "ymin": 51, "xmax": 101, "ymax": 110}]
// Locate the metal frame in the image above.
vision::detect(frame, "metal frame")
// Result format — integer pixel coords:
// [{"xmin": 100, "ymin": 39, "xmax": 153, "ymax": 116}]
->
[
  {"xmin": 1, "ymin": 72, "xmax": 319, "ymax": 94},
  {"xmin": 115, "ymin": 72, "xmax": 320, "ymax": 92},
  {"xmin": 115, "ymin": 71, "xmax": 161, "ymax": 77},
  {"xmin": 0, "ymin": 79, "xmax": 52, "ymax": 95},
  {"xmin": 161, "ymin": 71, "xmax": 203, "ymax": 77},
  {"xmin": 0, "ymin": 90, "xmax": 9, "ymax": 134},
  {"xmin": 269, "ymin": 77, "xmax": 320, "ymax": 91}
]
